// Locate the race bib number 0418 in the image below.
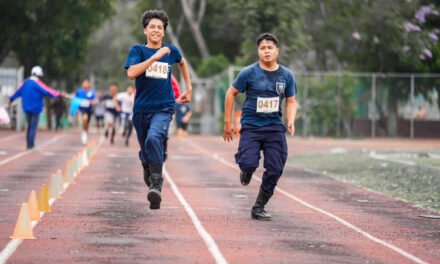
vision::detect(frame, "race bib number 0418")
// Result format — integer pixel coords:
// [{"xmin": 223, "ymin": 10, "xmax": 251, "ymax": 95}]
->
[
  {"xmin": 146, "ymin": 61, "xmax": 169, "ymax": 79},
  {"xmin": 256, "ymin": 97, "xmax": 279, "ymax": 113}
]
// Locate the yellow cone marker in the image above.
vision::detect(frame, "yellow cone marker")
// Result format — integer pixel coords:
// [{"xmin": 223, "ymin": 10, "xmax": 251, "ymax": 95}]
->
[
  {"xmin": 38, "ymin": 184, "xmax": 51, "ymax": 213},
  {"xmin": 11, "ymin": 203, "xmax": 35, "ymax": 239},
  {"xmin": 28, "ymin": 190, "xmax": 40, "ymax": 222}
]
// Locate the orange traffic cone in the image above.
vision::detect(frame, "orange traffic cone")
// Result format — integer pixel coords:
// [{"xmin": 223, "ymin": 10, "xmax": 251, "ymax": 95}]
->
[
  {"xmin": 28, "ymin": 190, "xmax": 40, "ymax": 222},
  {"xmin": 38, "ymin": 184, "xmax": 51, "ymax": 213},
  {"xmin": 10, "ymin": 203, "xmax": 35, "ymax": 239}
]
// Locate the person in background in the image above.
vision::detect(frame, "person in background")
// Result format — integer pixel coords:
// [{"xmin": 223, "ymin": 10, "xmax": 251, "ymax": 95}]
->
[
  {"xmin": 51, "ymin": 96, "xmax": 67, "ymax": 131},
  {"xmin": 94, "ymin": 91, "xmax": 106, "ymax": 133},
  {"xmin": 175, "ymin": 102, "xmax": 192, "ymax": 137},
  {"xmin": 117, "ymin": 85, "xmax": 135, "ymax": 146},
  {"xmin": 414, "ymin": 105, "xmax": 428, "ymax": 120},
  {"xmin": 75, "ymin": 79, "xmax": 96, "ymax": 145},
  {"xmin": 103, "ymin": 83, "xmax": 121, "ymax": 145},
  {"xmin": 8, "ymin": 65, "xmax": 61, "ymax": 149}
]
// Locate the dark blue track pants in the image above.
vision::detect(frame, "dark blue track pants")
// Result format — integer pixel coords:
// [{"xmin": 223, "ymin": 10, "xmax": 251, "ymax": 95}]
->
[
  {"xmin": 25, "ymin": 113, "xmax": 40, "ymax": 149},
  {"xmin": 132, "ymin": 112, "xmax": 172, "ymax": 165},
  {"xmin": 235, "ymin": 124, "xmax": 288, "ymax": 194}
]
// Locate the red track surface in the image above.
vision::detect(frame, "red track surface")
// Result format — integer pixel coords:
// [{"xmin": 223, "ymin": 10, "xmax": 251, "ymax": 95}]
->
[{"xmin": 0, "ymin": 130, "xmax": 439, "ymax": 263}]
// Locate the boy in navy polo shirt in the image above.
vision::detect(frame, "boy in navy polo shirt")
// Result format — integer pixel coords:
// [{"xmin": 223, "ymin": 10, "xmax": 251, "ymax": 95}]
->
[
  {"xmin": 124, "ymin": 9, "xmax": 192, "ymax": 210},
  {"xmin": 223, "ymin": 33, "xmax": 298, "ymax": 221}
]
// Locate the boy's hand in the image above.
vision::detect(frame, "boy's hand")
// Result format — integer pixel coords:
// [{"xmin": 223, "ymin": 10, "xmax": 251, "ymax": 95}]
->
[
  {"xmin": 178, "ymin": 90, "xmax": 192, "ymax": 103},
  {"xmin": 288, "ymin": 122, "xmax": 295, "ymax": 136},
  {"xmin": 223, "ymin": 122, "xmax": 234, "ymax": 142},
  {"xmin": 152, "ymin": 47, "xmax": 171, "ymax": 61}
]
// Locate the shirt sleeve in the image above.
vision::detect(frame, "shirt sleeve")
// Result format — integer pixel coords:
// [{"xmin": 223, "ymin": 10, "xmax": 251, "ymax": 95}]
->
[
  {"xmin": 124, "ymin": 45, "xmax": 142, "ymax": 69},
  {"xmin": 232, "ymin": 68, "xmax": 248, "ymax": 93},
  {"xmin": 9, "ymin": 81, "xmax": 25, "ymax": 101},
  {"xmin": 285, "ymin": 70, "xmax": 297, "ymax": 98},
  {"xmin": 35, "ymin": 79, "xmax": 60, "ymax": 98},
  {"xmin": 171, "ymin": 45, "xmax": 183, "ymax": 64}
]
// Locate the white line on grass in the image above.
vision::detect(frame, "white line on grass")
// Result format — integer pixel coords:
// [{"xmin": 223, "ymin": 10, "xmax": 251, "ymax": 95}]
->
[
  {"xmin": 164, "ymin": 166, "xmax": 228, "ymax": 264},
  {"xmin": 0, "ymin": 136, "xmax": 62, "ymax": 166},
  {"xmin": 185, "ymin": 141, "xmax": 428, "ymax": 264}
]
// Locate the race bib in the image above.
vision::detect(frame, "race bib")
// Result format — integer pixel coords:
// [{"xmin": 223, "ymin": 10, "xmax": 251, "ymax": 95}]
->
[
  {"xmin": 80, "ymin": 100, "xmax": 90, "ymax": 108},
  {"xmin": 256, "ymin": 97, "xmax": 279, "ymax": 113},
  {"xmin": 105, "ymin": 100, "xmax": 115, "ymax": 108},
  {"xmin": 146, "ymin": 61, "xmax": 169, "ymax": 79}
]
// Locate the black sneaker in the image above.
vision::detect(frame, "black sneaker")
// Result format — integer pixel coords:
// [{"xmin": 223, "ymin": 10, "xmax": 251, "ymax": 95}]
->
[
  {"xmin": 147, "ymin": 189, "xmax": 162, "ymax": 210},
  {"xmin": 251, "ymin": 208, "xmax": 271, "ymax": 221},
  {"xmin": 240, "ymin": 171, "xmax": 253, "ymax": 186}
]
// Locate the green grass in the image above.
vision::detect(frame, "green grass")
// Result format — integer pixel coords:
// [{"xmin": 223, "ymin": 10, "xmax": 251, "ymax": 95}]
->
[{"xmin": 287, "ymin": 151, "xmax": 440, "ymax": 213}]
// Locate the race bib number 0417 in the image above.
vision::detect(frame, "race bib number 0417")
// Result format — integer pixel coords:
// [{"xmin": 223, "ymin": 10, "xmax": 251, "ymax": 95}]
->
[
  {"xmin": 256, "ymin": 97, "xmax": 279, "ymax": 113},
  {"xmin": 145, "ymin": 61, "xmax": 169, "ymax": 79}
]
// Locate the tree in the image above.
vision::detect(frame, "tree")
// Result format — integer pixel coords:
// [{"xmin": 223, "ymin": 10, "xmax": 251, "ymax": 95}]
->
[
  {"xmin": 302, "ymin": 0, "xmax": 439, "ymax": 136},
  {"xmin": 0, "ymin": 0, "xmax": 114, "ymax": 84}
]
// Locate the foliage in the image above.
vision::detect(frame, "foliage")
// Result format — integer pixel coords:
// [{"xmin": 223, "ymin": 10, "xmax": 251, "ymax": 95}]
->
[
  {"xmin": 196, "ymin": 54, "xmax": 229, "ymax": 77},
  {"xmin": 307, "ymin": 74, "xmax": 359, "ymax": 136},
  {"xmin": 224, "ymin": 0, "xmax": 309, "ymax": 65},
  {"xmin": 0, "ymin": 0, "xmax": 114, "ymax": 83}
]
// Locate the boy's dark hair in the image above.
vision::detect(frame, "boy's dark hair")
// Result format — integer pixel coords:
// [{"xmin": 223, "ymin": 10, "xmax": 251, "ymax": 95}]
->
[
  {"xmin": 256, "ymin": 33, "xmax": 279, "ymax": 47},
  {"xmin": 141, "ymin": 9, "xmax": 169, "ymax": 30}
]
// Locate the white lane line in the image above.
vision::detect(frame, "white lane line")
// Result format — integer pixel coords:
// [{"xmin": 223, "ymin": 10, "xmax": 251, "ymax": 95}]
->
[
  {"xmin": 0, "ymin": 138, "xmax": 102, "ymax": 264},
  {"xmin": 0, "ymin": 239, "xmax": 22, "ymax": 264},
  {"xmin": 0, "ymin": 136, "xmax": 62, "ymax": 166},
  {"xmin": 185, "ymin": 141, "xmax": 428, "ymax": 264},
  {"xmin": 0, "ymin": 195, "xmax": 60, "ymax": 264},
  {"xmin": 164, "ymin": 166, "xmax": 228, "ymax": 264}
]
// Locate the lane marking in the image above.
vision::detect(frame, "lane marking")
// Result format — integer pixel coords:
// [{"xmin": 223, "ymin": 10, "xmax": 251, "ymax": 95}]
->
[
  {"xmin": 186, "ymin": 141, "xmax": 429, "ymax": 264},
  {"xmin": 164, "ymin": 166, "xmax": 228, "ymax": 264},
  {"xmin": 0, "ymin": 136, "xmax": 103, "ymax": 264},
  {"xmin": 0, "ymin": 136, "xmax": 62, "ymax": 166}
]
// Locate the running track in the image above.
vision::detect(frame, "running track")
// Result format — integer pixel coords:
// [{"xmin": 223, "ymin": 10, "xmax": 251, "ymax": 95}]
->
[{"xmin": 0, "ymin": 129, "xmax": 439, "ymax": 263}]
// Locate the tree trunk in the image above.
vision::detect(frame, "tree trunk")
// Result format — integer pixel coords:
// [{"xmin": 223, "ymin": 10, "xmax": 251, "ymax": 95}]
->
[
  {"xmin": 165, "ymin": 23, "xmax": 199, "ymax": 81},
  {"xmin": 180, "ymin": 0, "xmax": 211, "ymax": 59}
]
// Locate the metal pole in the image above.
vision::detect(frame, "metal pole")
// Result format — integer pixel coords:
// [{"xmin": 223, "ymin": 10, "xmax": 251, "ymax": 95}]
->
[
  {"xmin": 371, "ymin": 74, "xmax": 376, "ymax": 138},
  {"xmin": 410, "ymin": 75, "xmax": 415, "ymax": 139},
  {"xmin": 336, "ymin": 72, "xmax": 342, "ymax": 137},
  {"xmin": 16, "ymin": 67, "xmax": 24, "ymax": 132},
  {"xmin": 303, "ymin": 75, "xmax": 309, "ymax": 137}
]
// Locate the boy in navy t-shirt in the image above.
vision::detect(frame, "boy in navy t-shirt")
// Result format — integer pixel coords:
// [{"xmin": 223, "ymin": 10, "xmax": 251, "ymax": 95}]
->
[
  {"xmin": 124, "ymin": 9, "xmax": 193, "ymax": 210},
  {"xmin": 223, "ymin": 33, "xmax": 298, "ymax": 221}
]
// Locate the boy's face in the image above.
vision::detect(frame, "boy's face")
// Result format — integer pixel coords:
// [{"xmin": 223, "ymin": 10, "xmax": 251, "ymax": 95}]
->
[
  {"xmin": 258, "ymin": 39, "xmax": 279, "ymax": 64},
  {"xmin": 82, "ymin": 80, "xmax": 90, "ymax": 90},
  {"xmin": 109, "ymin": 85, "xmax": 118, "ymax": 96},
  {"xmin": 144, "ymin": 18, "xmax": 165, "ymax": 44}
]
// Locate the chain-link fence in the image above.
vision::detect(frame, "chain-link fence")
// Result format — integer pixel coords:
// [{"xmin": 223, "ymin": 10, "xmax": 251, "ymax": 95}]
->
[
  {"xmin": 211, "ymin": 67, "xmax": 440, "ymax": 138},
  {"xmin": 0, "ymin": 67, "xmax": 24, "ymax": 131}
]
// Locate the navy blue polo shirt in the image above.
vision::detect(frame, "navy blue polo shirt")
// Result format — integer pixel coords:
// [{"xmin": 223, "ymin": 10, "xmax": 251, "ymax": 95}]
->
[
  {"xmin": 232, "ymin": 62, "xmax": 296, "ymax": 127},
  {"xmin": 124, "ymin": 43, "xmax": 182, "ymax": 114}
]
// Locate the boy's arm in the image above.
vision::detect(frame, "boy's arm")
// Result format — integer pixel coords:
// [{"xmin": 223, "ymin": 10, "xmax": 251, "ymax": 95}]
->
[
  {"xmin": 223, "ymin": 86, "xmax": 239, "ymax": 142},
  {"xmin": 286, "ymin": 96, "xmax": 297, "ymax": 136},
  {"xmin": 177, "ymin": 58, "xmax": 193, "ymax": 103},
  {"xmin": 127, "ymin": 47, "xmax": 171, "ymax": 80}
]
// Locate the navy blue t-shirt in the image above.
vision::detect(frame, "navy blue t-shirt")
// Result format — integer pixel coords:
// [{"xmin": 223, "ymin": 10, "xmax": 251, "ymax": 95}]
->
[
  {"xmin": 232, "ymin": 62, "xmax": 297, "ymax": 127},
  {"xmin": 75, "ymin": 88, "xmax": 96, "ymax": 111},
  {"xmin": 124, "ymin": 43, "xmax": 182, "ymax": 114}
]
